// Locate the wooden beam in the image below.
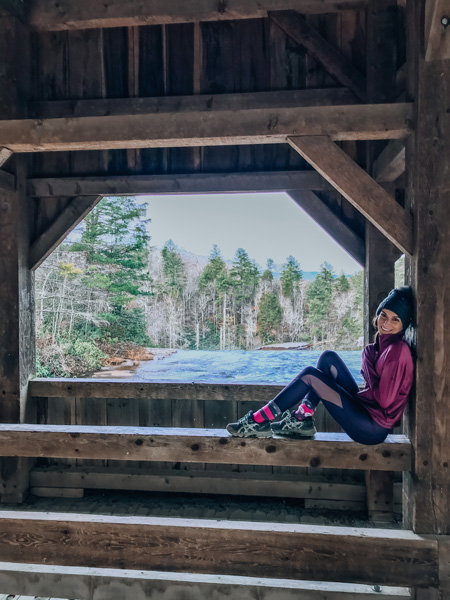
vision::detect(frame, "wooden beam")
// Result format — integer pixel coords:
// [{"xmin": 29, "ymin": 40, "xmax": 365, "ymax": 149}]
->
[
  {"xmin": 0, "ymin": 103, "xmax": 414, "ymax": 153},
  {"xmin": 0, "ymin": 148, "xmax": 13, "ymax": 168},
  {"xmin": 0, "ymin": 0, "xmax": 26, "ymax": 22},
  {"xmin": 287, "ymin": 190, "xmax": 365, "ymax": 266},
  {"xmin": 269, "ymin": 11, "xmax": 366, "ymax": 101},
  {"xmin": 0, "ymin": 170, "xmax": 15, "ymax": 192},
  {"xmin": 29, "ymin": 88, "xmax": 359, "ymax": 119},
  {"xmin": 0, "ymin": 511, "xmax": 437, "ymax": 586},
  {"xmin": 30, "ymin": 466, "xmax": 368, "ymax": 501},
  {"xmin": 29, "ymin": 379, "xmax": 284, "ymax": 400},
  {"xmin": 27, "ymin": 171, "xmax": 333, "ymax": 198},
  {"xmin": 29, "ymin": 195, "xmax": 101, "ymax": 270},
  {"xmin": 288, "ymin": 136, "xmax": 413, "ymax": 255},
  {"xmin": 404, "ymin": 0, "xmax": 450, "ymax": 536},
  {"xmin": 0, "ymin": 562, "xmax": 414, "ymax": 600},
  {"xmin": 0, "ymin": 423, "xmax": 411, "ymax": 470},
  {"xmin": 425, "ymin": 0, "xmax": 450, "ymax": 61},
  {"xmin": 373, "ymin": 140, "xmax": 405, "ymax": 183},
  {"xmin": 27, "ymin": 0, "xmax": 369, "ymax": 31}
]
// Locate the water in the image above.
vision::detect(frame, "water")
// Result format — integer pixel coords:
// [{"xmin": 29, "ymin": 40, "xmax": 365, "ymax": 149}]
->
[{"xmin": 133, "ymin": 349, "xmax": 363, "ymax": 385}]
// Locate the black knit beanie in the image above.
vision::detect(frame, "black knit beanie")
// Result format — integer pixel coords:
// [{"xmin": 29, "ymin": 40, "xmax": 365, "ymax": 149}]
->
[{"xmin": 376, "ymin": 286, "xmax": 413, "ymax": 330}]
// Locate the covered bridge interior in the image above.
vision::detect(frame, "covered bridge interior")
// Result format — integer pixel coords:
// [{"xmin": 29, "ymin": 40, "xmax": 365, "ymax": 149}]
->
[{"xmin": 0, "ymin": 0, "xmax": 449, "ymax": 598}]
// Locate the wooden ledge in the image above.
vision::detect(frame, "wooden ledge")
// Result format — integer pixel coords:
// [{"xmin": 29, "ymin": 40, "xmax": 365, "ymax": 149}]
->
[
  {"xmin": 0, "ymin": 562, "xmax": 412, "ymax": 600},
  {"xmin": 0, "ymin": 512, "xmax": 436, "ymax": 587},
  {"xmin": 30, "ymin": 378, "xmax": 284, "ymax": 400},
  {"xmin": 0, "ymin": 424, "xmax": 411, "ymax": 471}
]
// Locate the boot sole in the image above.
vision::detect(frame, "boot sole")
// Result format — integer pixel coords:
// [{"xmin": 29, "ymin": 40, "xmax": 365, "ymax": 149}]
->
[
  {"xmin": 226, "ymin": 430, "xmax": 273, "ymax": 438},
  {"xmin": 272, "ymin": 429, "xmax": 317, "ymax": 439}
]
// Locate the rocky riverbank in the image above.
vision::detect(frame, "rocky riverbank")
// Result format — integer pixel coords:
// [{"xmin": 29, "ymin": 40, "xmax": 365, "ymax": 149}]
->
[{"xmin": 92, "ymin": 347, "xmax": 176, "ymax": 378}]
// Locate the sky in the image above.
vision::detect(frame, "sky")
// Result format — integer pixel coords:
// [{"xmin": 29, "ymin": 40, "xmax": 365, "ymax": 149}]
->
[{"xmin": 139, "ymin": 192, "xmax": 361, "ymax": 275}]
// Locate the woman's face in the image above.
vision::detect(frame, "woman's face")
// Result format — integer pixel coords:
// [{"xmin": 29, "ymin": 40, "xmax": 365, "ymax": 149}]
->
[{"xmin": 377, "ymin": 309, "xmax": 403, "ymax": 335}]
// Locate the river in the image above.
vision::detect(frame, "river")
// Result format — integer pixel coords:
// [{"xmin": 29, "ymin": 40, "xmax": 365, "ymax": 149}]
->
[{"xmin": 133, "ymin": 349, "xmax": 363, "ymax": 385}]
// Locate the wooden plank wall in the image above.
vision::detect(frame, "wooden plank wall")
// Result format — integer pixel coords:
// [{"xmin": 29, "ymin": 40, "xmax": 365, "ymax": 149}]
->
[{"xmin": 28, "ymin": 13, "xmax": 372, "ymax": 244}]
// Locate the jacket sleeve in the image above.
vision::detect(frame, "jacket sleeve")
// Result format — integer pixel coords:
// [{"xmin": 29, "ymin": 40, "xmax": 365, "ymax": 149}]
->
[
  {"xmin": 369, "ymin": 346, "xmax": 411, "ymax": 410},
  {"xmin": 361, "ymin": 344, "xmax": 380, "ymax": 389}
]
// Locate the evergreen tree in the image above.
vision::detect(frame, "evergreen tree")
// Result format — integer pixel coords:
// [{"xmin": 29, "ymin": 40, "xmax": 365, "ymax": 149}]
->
[
  {"xmin": 306, "ymin": 262, "xmax": 335, "ymax": 340},
  {"xmin": 336, "ymin": 272, "xmax": 350, "ymax": 292},
  {"xmin": 229, "ymin": 248, "xmax": 260, "ymax": 348},
  {"xmin": 257, "ymin": 292, "xmax": 283, "ymax": 344},
  {"xmin": 281, "ymin": 255, "xmax": 302, "ymax": 298},
  {"xmin": 161, "ymin": 240, "xmax": 186, "ymax": 298},
  {"xmin": 261, "ymin": 258, "xmax": 275, "ymax": 282},
  {"xmin": 70, "ymin": 196, "xmax": 151, "ymax": 309}
]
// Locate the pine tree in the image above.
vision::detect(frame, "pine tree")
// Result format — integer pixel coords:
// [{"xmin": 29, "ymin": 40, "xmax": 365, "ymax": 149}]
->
[
  {"xmin": 306, "ymin": 262, "xmax": 335, "ymax": 341},
  {"xmin": 70, "ymin": 196, "xmax": 151, "ymax": 308},
  {"xmin": 257, "ymin": 292, "xmax": 283, "ymax": 344},
  {"xmin": 261, "ymin": 258, "xmax": 275, "ymax": 282},
  {"xmin": 68, "ymin": 196, "xmax": 151, "ymax": 343},
  {"xmin": 280, "ymin": 255, "xmax": 302, "ymax": 298},
  {"xmin": 229, "ymin": 248, "xmax": 260, "ymax": 348},
  {"xmin": 161, "ymin": 240, "xmax": 186, "ymax": 298}
]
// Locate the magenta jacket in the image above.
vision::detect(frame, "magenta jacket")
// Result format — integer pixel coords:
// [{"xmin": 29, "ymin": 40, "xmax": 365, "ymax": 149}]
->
[{"xmin": 357, "ymin": 331, "xmax": 414, "ymax": 428}]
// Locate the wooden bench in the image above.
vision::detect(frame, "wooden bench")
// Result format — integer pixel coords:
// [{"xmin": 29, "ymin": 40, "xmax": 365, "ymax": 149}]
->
[
  {"xmin": 0, "ymin": 424, "xmax": 411, "ymax": 471},
  {"xmin": 0, "ymin": 511, "xmax": 437, "ymax": 588},
  {"xmin": 0, "ymin": 562, "xmax": 412, "ymax": 600}
]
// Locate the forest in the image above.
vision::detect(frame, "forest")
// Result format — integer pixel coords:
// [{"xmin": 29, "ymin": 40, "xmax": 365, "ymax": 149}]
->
[{"xmin": 35, "ymin": 196, "xmax": 364, "ymax": 377}]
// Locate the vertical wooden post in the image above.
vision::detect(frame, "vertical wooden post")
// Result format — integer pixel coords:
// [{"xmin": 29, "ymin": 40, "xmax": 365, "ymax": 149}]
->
[
  {"xmin": 404, "ymin": 0, "xmax": 450, "ymax": 596},
  {"xmin": 404, "ymin": 0, "xmax": 450, "ymax": 536},
  {"xmin": 364, "ymin": 0, "xmax": 399, "ymax": 521},
  {"xmin": 0, "ymin": 16, "xmax": 34, "ymax": 503}
]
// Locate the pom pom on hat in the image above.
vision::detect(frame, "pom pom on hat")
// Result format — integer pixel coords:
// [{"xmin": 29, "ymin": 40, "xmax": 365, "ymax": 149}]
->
[{"xmin": 376, "ymin": 286, "xmax": 413, "ymax": 330}]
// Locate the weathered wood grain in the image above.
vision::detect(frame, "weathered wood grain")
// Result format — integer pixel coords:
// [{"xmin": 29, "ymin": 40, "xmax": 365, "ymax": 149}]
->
[
  {"xmin": 425, "ymin": 0, "xmax": 450, "ymax": 61},
  {"xmin": 288, "ymin": 135, "xmax": 413, "ymax": 255},
  {"xmin": 30, "ymin": 379, "xmax": 284, "ymax": 400},
  {"xmin": 0, "ymin": 148, "xmax": 13, "ymax": 168},
  {"xmin": 0, "ymin": 562, "xmax": 413, "ymax": 600},
  {"xmin": 270, "ymin": 11, "xmax": 366, "ymax": 101},
  {"xmin": 0, "ymin": 424, "xmax": 411, "ymax": 470},
  {"xmin": 0, "ymin": 103, "xmax": 414, "ymax": 153},
  {"xmin": 288, "ymin": 190, "xmax": 365, "ymax": 266},
  {"xmin": 27, "ymin": 0, "xmax": 369, "ymax": 31},
  {"xmin": 373, "ymin": 140, "xmax": 405, "ymax": 183},
  {"xmin": 29, "ymin": 195, "xmax": 101, "ymax": 270},
  {"xmin": 27, "ymin": 170, "xmax": 333, "ymax": 198},
  {"xmin": 0, "ymin": 511, "xmax": 437, "ymax": 586},
  {"xmin": 404, "ymin": 0, "xmax": 450, "ymax": 536},
  {"xmin": 30, "ymin": 465, "xmax": 368, "ymax": 501}
]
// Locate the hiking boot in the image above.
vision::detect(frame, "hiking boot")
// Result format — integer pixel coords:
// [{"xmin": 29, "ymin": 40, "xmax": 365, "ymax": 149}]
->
[
  {"xmin": 270, "ymin": 411, "xmax": 317, "ymax": 438},
  {"xmin": 226, "ymin": 411, "xmax": 272, "ymax": 438}
]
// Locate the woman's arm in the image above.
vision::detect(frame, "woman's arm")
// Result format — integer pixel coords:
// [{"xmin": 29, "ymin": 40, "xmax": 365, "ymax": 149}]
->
[{"xmin": 368, "ymin": 344, "xmax": 413, "ymax": 410}]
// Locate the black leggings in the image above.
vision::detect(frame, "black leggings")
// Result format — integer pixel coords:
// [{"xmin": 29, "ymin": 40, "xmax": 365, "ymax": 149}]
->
[{"xmin": 267, "ymin": 351, "xmax": 389, "ymax": 445}]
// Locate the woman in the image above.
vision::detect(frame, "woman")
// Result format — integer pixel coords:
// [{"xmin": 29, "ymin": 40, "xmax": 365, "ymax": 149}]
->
[{"xmin": 226, "ymin": 286, "xmax": 414, "ymax": 445}]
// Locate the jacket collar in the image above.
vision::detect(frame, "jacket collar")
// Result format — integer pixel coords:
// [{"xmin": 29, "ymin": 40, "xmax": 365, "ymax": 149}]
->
[{"xmin": 377, "ymin": 330, "xmax": 405, "ymax": 353}]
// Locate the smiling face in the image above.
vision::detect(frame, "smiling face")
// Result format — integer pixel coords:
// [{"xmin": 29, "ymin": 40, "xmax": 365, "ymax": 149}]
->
[{"xmin": 376, "ymin": 308, "xmax": 403, "ymax": 335}]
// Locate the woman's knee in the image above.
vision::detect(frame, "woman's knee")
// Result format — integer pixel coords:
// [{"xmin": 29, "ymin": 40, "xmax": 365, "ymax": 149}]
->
[{"xmin": 317, "ymin": 350, "xmax": 339, "ymax": 369}]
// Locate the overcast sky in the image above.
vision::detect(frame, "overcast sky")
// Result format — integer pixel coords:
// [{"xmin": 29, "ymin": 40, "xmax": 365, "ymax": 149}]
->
[{"xmin": 139, "ymin": 192, "xmax": 361, "ymax": 274}]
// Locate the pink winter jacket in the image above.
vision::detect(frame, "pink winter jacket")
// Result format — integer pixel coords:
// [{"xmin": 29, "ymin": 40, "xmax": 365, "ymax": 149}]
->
[{"xmin": 357, "ymin": 331, "xmax": 414, "ymax": 428}]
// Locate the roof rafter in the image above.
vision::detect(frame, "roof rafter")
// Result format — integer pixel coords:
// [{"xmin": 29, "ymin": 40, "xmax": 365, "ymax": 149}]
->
[
  {"xmin": 30, "ymin": 196, "xmax": 102, "ymax": 270},
  {"xmin": 269, "ymin": 11, "xmax": 367, "ymax": 101},
  {"xmin": 288, "ymin": 135, "xmax": 413, "ymax": 255},
  {"xmin": 288, "ymin": 190, "xmax": 365, "ymax": 266}
]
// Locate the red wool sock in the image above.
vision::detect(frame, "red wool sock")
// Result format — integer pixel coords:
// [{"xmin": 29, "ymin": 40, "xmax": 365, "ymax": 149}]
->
[
  {"xmin": 253, "ymin": 405, "xmax": 275, "ymax": 423},
  {"xmin": 294, "ymin": 403, "xmax": 315, "ymax": 421}
]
